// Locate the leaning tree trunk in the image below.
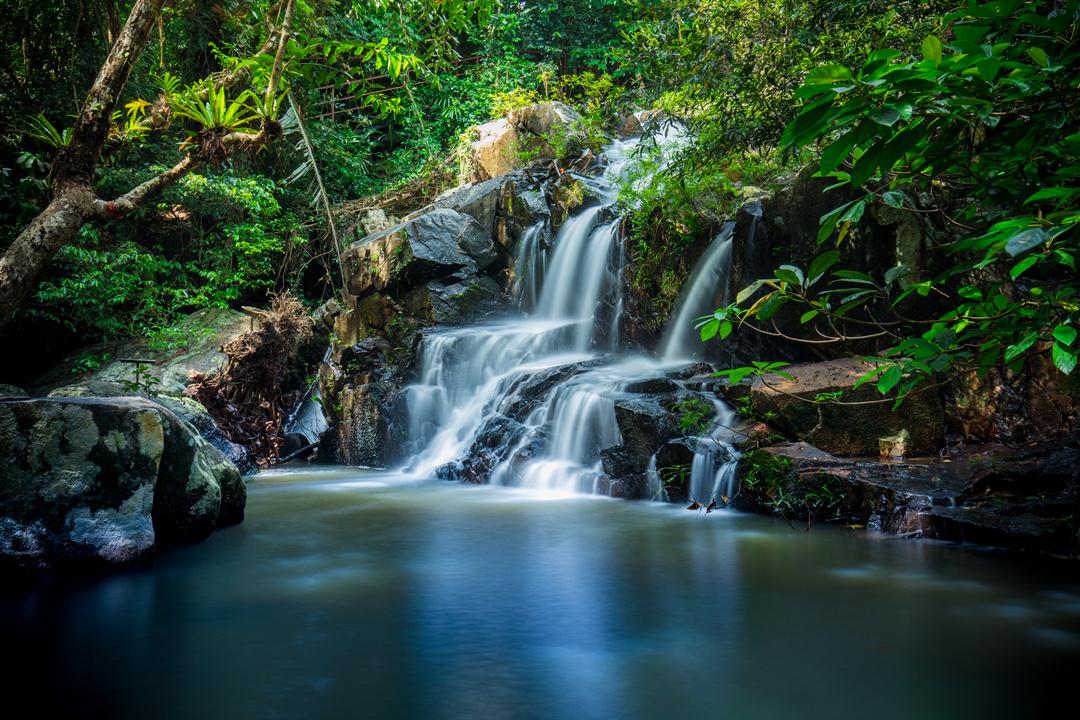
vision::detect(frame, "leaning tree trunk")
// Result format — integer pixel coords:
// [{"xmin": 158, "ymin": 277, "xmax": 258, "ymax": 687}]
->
[{"xmin": 0, "ymin": 0, "xmax": 165, "ymax": 329}]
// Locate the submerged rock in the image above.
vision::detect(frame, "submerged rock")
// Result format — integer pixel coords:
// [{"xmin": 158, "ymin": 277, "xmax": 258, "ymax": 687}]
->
[{"xmin": 0, "ymin": 397, "xmax": 244, "ymax": 569}]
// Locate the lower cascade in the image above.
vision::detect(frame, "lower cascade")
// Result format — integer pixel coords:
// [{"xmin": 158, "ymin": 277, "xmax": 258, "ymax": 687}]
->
[{"xmin": 400, "ymin": 134, "xmax": 739, "ymax": 501}]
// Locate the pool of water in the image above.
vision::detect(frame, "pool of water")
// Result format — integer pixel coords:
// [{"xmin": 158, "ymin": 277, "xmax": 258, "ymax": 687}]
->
[{"xmin": 3, "ymin": 467, "xmax": 1078, "ymax": 719}]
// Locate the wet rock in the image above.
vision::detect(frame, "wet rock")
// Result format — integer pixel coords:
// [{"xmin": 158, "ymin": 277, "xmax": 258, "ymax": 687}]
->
[
  {"xmin": 613, "ymin": 397, "xmax": 680, "ymax": 467},
  {"xmin": 619, "ymin": 109, "xmax": 666, "ymax": 138},
  {"xmin": 0, "ymin": 397, "xmax": 244, "ymax": 569},
  {"xmin": 736, "ymin": 358, "xmax": 944, "ymax": 456},
  {"xmin": 344, "ymin": 209, "xmax": 493, "ymax": 297},
  {"xmin": 624, "ymin": 377, "xmax": 679, "ymax": 394},
  {"xmin": 734, "ymin": 441, "xmax": 1080, "ymax": 555},
  {"xmin": 409, "ymin": 276, "xmax": 508, "ymax": 326},
  {"xmin": 496, "ymin": 175, "xmax": 551, "ymax": 251}
]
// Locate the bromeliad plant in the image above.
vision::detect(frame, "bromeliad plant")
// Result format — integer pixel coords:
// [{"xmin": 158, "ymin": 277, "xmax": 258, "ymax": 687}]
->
[{"xmin": 704, "ymin": 0, "xmax": 1080, "ymax": 401}]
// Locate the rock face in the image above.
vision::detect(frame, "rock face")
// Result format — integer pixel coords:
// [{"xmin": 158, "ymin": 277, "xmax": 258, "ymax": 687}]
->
[
  {"xmin": 344, "ymin": 208, "xmax": 497, "ymax": 298},
  {"xmin": 727, "ymin": 358, "xmax": 945, "ymax": 456},
  {"xmin": 735, "ymin": 441, "xmax": 1080, "ymax": 555},
  {"xmin": 0, "ymin": 397, "xmax": 244, "ymax": 568},
  {"xmin": 464, "ymin": 102, "xmax": 583, "ymax": 182}
]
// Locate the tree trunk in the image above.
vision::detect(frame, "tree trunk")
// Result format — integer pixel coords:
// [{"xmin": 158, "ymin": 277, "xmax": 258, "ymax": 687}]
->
[
  {"xmin": 0, "ymin": 0, "xmax": 294, "ymax": 330},
  {"xmin": 52, "ymin": 0, "xmax": 166, "ymax": 190},
  {"xmin": 0, "ymin": 0, "xmax": 165, "ymax": 328},
  {"xmin": 0, "ymin": 189, "xmax": 96, "ymax": 323}
]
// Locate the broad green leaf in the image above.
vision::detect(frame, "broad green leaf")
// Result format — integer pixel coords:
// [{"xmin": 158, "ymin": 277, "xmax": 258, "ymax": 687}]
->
[
  {"xmin": 776, "ymin": 264, "xmax": 805, "ymax": 287},
  {"xmin": 877, "ymin": 365, "xmax": 902, "ymax": 394},
  {"xmin": 922, "ymin": 36, "xmax": 943, "ymax": 66},
  {"xmin": 1053, "ymin": 325, "xmax": 1077, "ymax": 346},
  {"xmin": 1004, "ymin": 333, "xmax": 1038, "ymax": 363},
  {"xmin": 882, "ymin": 191, "xmax": 905, "ymax": 208},
  {"xmin": 1009, "ymin": 256, "xmax": 1039, "ymax": 279},
  {"xmin": 807, "ymin": 250, "xmax": 840, "ymax": 283},
  {"xmin": 1027, "ymin": 47, "xmax": 1049, "ymax": 68},
  {"xmin": 1053, "ymin": 343, "xmax": 1077, "ymax": 374},
  {"xmin": 806, "ymin": 64, "xmax": 855, "ymax": 85},
  {"xmin": 870, "ymin": 107, "xmax": 902, "ymax": 127}
]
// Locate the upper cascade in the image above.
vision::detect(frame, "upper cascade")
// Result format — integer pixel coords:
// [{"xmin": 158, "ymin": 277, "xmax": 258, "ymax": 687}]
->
[{"xmin": 398, "ymin": 125, "xmax": 739, "ymax": 502}]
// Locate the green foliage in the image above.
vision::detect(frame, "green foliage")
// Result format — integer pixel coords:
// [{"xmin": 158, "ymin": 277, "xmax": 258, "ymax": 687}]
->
[
  {"xmin": 672, "ymin": 395, "xmax": 716, "ymax": 434},
  {"xmin": 739, "ymin": 450, "xmax": 847, "ymax": 522},
  {"xmin": 718, "ymin": 0, "xmax": 1080, "ymax": 399}
]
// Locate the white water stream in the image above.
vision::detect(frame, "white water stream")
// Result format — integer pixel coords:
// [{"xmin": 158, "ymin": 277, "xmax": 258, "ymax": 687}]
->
[{"xmin": 401, "ymin": 128, "xmax": 739, "ymax": 501}]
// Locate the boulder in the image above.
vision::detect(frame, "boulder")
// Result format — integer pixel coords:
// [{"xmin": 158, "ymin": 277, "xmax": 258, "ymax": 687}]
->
[
  {"xmin": 0, "ymin": 397, "xmax": 244, "ymax": 568},
  {"xmin": 426, "ymin": 175, "xmax": 509, "ymax": 237},
  {"xmin": 409, "ymin": 276, "xmax": 507, "ymax": 326},
  {"xmin": 0, "ymin": 384, "xmax": 27, "ymax": 398},
  {"xmin": 48, "ymin": 383, "xmax": 256, "ymax": 475},
  {"xmin": 151, "ymin": 395, "xmax": 257, "ymax": 475},
  {"xmin": 344, "ymin": 209, "xmax": 495, "ymax": 298},
  {"xmin": 463, "ymin": 103, "xmax": 584, "ymax": 182},
  {"xmin": 467, "ymin": 118, "xmax": 520, "ymax": 182},
  {"xmin": 737, "ymin": 358, "xmax": 945, "ymax": 456},
  {"xmin": 508, "ymin": 101, "xmax": 581, "ymax": 140}
]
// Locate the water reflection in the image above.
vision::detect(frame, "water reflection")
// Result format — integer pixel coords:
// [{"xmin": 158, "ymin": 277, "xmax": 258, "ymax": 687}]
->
[{"xmin": 2, "ymin": 468, "xmax": 1078, "ymax": 719}]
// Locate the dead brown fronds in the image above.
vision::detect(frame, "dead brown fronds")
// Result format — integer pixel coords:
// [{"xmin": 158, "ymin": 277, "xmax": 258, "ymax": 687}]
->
[{"xmin": 186, "ymin": 293, "xmax": 316, "ymax": 464}]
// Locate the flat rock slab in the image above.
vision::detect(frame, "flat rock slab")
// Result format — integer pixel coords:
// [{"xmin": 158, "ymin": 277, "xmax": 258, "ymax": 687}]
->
[{"xmin": 736, "ymin": 442, "xmax": 1079, "ymax": 555}]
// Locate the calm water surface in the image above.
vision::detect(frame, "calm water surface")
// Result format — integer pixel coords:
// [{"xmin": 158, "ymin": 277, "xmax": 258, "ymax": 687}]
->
[{"xmin": 3, "ymin": 467, "xmax": 1079, "ymax": 719}]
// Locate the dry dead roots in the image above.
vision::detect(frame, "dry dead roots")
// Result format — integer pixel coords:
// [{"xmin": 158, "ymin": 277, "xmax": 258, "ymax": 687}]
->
[{"xmin": 186, "ymin": 293, "xmax": 314, "ymax": 465}]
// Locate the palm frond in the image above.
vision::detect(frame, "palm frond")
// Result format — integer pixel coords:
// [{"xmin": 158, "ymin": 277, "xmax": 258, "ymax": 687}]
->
[{"xmin": 281, "ymin": 92, "xmax": 346, "ymax": 290}]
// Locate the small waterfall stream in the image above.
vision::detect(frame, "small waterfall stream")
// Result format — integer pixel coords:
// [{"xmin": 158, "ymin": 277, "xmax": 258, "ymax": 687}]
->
[{"xmin": 401, "ymin": 129, "xmax": 740, "ymax": 501}]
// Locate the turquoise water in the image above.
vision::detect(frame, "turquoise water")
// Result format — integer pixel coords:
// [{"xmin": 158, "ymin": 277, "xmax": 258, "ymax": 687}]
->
[{"xmin": 3, "ymin": 467, "xmax": 1078, "ymax": 719}]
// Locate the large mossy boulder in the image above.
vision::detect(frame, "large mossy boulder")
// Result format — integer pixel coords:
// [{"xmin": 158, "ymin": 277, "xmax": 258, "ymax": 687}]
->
[
  {"xmin": 731, "ymin": 358, "xmax": 945, "ymax": 456},
  {"xmin": 0, "ymin": 397, "xmax": 245, "ymax": 569}
]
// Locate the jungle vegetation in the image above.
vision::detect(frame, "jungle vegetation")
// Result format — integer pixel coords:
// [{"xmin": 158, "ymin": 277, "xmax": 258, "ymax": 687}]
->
[{"xmin": 0, "ymin": 0, "xmax": 1076, "ymax": 397}]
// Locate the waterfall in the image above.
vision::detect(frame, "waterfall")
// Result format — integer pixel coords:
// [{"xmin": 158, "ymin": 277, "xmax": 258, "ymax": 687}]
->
[
  {"xmin": 659, "ymin": 224, "xmax": 734, "ymax": 362},
  {"xmin": 400, "ymin": 126, "xmax": 740, "ymax": 500},
  {"xmin": 511, "ymin": 222, "xmax": 547, "ymax": 311}
]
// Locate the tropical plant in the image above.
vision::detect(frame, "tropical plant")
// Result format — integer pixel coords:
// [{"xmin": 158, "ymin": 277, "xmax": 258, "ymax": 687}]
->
[{"xmin": 710, "ymin": 0, "xmax": 1080, "ymax": 400}]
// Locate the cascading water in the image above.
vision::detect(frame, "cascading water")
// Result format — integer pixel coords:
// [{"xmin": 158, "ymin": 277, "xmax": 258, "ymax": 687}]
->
[
  {"xmin": 659, "ymin": 224, "xmax": 735, "ymax": 362},
  {"xmin": 401, "ymin": 125, "xmax": 740, "ymax": 501}
]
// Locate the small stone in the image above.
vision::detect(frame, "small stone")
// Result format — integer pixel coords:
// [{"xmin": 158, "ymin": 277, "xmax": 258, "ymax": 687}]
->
[{"xmin": 879, "ymin": 429, "xmax": 911, "ymax": 459}]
